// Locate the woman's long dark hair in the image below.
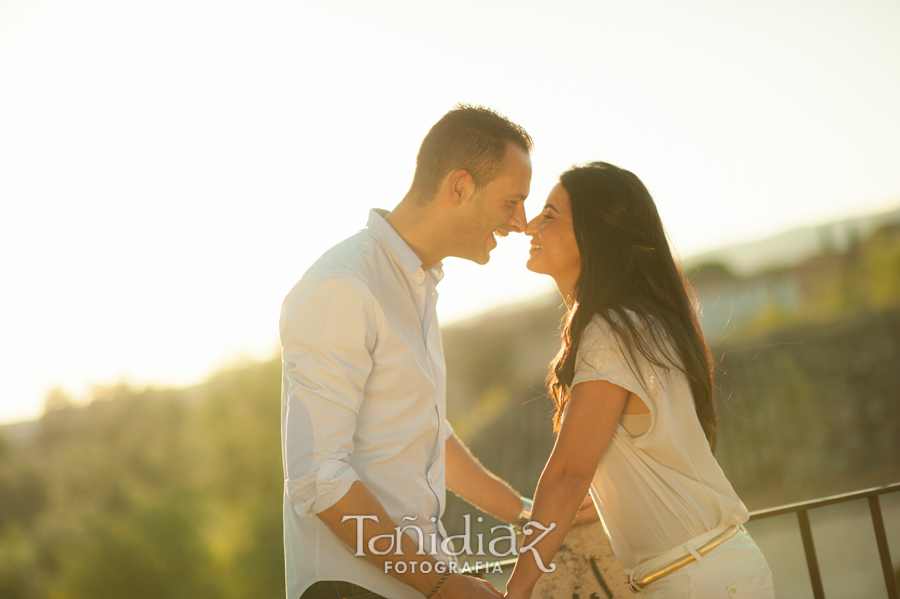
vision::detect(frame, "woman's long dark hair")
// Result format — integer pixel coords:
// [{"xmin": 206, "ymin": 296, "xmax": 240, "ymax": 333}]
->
[{"xmin": 548, "ymin": 162, "xmax": 718, "ymax": 452}]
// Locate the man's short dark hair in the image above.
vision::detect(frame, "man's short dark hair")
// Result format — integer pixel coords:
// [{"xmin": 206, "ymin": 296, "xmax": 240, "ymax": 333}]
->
[{"xmin": 406, "ymin": 104, "xmax": 533, "ymax": 205}]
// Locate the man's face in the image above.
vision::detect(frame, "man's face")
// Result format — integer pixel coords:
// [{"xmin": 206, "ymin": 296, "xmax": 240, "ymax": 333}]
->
[{"xmin": 457, "ymin": 142, "xmax": 532, "ymax": 265}]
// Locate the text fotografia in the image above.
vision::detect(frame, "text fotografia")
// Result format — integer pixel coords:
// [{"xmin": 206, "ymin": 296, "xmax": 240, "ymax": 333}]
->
[
  {"xmin": 341, "ymin": 514, "xmax": 557, "ymax": 573},
  {"xmin": 385, "ymin": 560, "xmax": 505, "ymax": 575}
]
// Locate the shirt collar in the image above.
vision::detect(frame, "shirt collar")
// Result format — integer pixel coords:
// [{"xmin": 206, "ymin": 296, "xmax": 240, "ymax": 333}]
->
[{"xmin": 366, "ymin": 209, "xmax": 444, "ymax": 283}]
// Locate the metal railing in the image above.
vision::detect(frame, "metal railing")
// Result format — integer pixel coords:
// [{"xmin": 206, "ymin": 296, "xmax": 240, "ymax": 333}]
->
[
  {"xmin": 474, "ymin": 481, "xmax": 900, "ymax": 599},
  {"xmin": 747, "ymin": 481, "xmax": 900, "ymax": 599}
]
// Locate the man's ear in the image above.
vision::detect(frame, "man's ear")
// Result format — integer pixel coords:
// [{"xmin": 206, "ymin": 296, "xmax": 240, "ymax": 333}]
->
[{"xmin": 444, "ymin": 169, "xmax": 475, "ymax": 206}]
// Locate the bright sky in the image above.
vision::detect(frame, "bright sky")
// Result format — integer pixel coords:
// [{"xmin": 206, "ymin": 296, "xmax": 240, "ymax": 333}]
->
[{"xmin": 1, "ymin": 0, "xmax": 899, "ymax": 424}]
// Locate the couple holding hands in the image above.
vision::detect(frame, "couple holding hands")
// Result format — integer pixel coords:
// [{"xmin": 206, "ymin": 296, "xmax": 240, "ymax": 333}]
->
[{"xmin": 280, "ymin": 106, "xmax": 774, "ymax": 599}]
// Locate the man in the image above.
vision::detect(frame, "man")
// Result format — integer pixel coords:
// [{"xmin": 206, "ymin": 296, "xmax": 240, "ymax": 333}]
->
[{"xmin": 281, "ymin": 105, "xmax": 538, "ymax": 599}]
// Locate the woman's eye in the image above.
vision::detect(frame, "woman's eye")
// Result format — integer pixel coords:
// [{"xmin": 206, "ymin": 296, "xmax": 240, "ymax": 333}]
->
[{"xmin": 542, "ymin": 212, "xmax": 553, "ymax": 220}]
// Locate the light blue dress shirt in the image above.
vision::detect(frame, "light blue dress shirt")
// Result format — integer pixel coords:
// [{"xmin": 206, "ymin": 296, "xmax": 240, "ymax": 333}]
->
[{"xmin": 280, "ymin": 209, "xmax": 454, "ymax": 599}]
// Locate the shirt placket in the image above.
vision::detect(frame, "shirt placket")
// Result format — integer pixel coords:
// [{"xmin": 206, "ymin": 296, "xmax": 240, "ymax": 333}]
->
[
  {"xmin": 415, "ymin": 267, "xmax": 446, "ymax": 521},
  {"xmin": 413, "ymin": 267, "xmax": 428, "ymax": 344}
]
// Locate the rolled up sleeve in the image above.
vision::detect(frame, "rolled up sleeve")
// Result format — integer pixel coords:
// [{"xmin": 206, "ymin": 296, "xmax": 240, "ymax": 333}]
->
[{"xmin": 280, "ymin": 276, "xmax": 375, "ymax": 517}]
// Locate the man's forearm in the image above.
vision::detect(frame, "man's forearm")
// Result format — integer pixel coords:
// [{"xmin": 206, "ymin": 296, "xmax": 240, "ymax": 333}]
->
[
  {"xmin": 445, "ymin": 433, "xmax": 523, "ymax": 524},
  {"xmin": 317, "ymin": 481, "xmax": 442, "ymax": 595}
]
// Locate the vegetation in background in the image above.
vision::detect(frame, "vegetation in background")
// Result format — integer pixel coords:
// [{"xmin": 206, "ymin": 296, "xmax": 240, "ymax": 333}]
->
[{"xmin": 0, "ymin": 363, "xmax": 284, "ymax": 599}]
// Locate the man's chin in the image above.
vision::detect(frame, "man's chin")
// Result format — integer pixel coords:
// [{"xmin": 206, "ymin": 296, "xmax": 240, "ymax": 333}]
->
[
  {"xmin": 479, "ymin": 239, "xmax": 499, "ymax": 264},
  {"xmin": 480, "ymin": 234, "xmax": 499, "ymax": 263},
  {"xmin": 456, "ymin": 237, "xmax": 495, "ymax": 265},
  {"xmin": 472, "ymin": 252, "xmax": 491, "ymax": 266}
]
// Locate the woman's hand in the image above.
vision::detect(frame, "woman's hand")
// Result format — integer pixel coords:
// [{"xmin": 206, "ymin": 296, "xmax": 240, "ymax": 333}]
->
[
  {"xmin": 503, "ymin": 586, "xmax": 533, "ymax": 599},
  {"xmin": 573, "ymin": 493, "xmax": 599, "ymax": 524},
  {"xmin": 436, "ymin": 574, "xmax": 503, "ymax": 598}
]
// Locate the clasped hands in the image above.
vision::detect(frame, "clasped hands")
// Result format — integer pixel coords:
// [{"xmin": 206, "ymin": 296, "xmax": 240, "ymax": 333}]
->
[{"xmin": 439, "ymin": 494, "xmax": 598, "ymax": 599}]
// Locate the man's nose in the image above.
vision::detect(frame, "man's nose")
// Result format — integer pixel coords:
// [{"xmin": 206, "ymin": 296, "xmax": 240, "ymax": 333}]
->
[
  {"xmin": 524, "ymin": 214, "xmax": 539, "ymax": 237},
  {"xmin": 509, "ymin": 202, "xmax": 527, "ymax": 233}
]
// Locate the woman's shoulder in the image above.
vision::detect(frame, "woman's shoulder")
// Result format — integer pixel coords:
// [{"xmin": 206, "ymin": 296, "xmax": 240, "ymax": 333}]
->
[
  {"xmin": 578, "ymin": 312, "xmax": 633, "ymax": 362},
  {"xmin": 580, "ymin": 312, "xmax": 617, "ymax": 348},
  {"xmin": 579, "ymin": 310, "xmax": 674, "ymax": 370},
  {"xmin": 574, "ymin": 311, "xmax": 653, "ymax": 392},
  {"xmin": 582, "ymin": 309, "xmax": 650, "ymax": 343}
]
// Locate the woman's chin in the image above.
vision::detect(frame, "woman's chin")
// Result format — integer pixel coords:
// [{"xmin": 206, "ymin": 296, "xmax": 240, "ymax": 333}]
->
[{"xmin": 525, "ymin": 256, "xmax": 546, "ymax": 275}]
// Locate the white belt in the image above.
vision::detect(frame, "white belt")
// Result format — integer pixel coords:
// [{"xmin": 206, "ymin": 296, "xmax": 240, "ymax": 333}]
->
[{"xmin": 625, "ymin": 524, "xmax": 743, "ymax": 593}]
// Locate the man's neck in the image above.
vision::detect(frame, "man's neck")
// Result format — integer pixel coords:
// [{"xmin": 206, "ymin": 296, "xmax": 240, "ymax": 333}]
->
[{"xmin": 384, "ymin": 200, "xmax": 446, "ymax": 269}]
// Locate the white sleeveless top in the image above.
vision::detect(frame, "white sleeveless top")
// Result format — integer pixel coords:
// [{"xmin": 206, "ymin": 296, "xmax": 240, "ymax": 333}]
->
[{"xmin": 570, "ymin": 311, "xmax": 748, "ymax": 569}]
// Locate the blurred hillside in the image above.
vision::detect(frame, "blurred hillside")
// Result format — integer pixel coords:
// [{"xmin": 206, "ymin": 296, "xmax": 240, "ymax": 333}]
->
[
  {"xmin": 682, "ymin": 203, "xmax": 900, "ymax": 277},
  {"xmin": 0, "ymin": 364, "xmax": 285, "ymax": 599},
  {"xmin": 692, "ymin": 218, "xmax": 900, "ymax": 341},
  {"xmin": 2, "ymin": 211, "xmax": 900, "ymax": 597}
]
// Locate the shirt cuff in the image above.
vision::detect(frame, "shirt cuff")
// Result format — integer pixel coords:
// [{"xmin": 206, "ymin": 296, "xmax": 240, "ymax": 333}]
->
[{"xmin": 286, "ymin": 458, "xmax": 361, "ymax": 518}]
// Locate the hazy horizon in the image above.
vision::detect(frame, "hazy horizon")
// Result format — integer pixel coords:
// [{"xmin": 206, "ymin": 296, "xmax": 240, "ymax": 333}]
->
[{"xmin": 3, "ymin": 198, "xmax": 899, "ymax": 426}]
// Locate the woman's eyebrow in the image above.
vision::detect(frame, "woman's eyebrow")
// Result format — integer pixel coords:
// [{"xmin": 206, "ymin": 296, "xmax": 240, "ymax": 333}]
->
[{"xmin": 544, "ymin": 203, "xmax": 559, "ymax": 213}]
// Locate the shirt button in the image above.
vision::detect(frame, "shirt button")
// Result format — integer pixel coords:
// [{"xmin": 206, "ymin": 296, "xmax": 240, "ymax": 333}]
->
[
  {"xmin": 416, "ymin": 271, "xmax": 423, "ymax": 278},
  {"xmin": 415, "ymin": 293, "xmax": 421, "ymax": 299}
]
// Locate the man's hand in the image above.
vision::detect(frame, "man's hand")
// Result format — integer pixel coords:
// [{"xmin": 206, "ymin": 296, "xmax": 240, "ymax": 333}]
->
[
  {"xmin": 572, "ymin": 494, "xmax": 599, "ymax": 525},
  {"xmin": 437, "ymin": 573, "xmax": 503, "ymax": 599},
  {"xmin": 318, "ymin": 482, "xmax": 453, "ymax": 596}
]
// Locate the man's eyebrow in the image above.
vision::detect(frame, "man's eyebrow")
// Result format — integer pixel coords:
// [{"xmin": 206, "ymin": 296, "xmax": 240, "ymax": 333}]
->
[{"xmin": 544, "ymin": 202, "xmax": 559, "ymax": 213}]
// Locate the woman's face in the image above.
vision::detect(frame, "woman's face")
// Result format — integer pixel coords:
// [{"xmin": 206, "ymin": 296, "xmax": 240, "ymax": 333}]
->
[{"xmin": 525, "ymin": 183, "xmax": 581, "ymax": 282}]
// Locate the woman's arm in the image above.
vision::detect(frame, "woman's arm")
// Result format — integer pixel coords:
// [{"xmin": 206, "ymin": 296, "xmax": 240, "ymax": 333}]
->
[{"xmin": 504, "ymin": 379, "xmax": 629, "ymax": 599}]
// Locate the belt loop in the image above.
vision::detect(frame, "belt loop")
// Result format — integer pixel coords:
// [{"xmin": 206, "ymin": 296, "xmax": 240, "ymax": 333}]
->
[
  {"xmin": 683, "ymin": 541, "xmax": 704, "ymax": 564},
  {"xmin": 625, "ymin": 568, "xmax": 640, "ymax": 594}
]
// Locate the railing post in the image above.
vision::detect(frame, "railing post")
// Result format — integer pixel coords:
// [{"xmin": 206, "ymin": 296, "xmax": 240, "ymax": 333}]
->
[
  {"xmin": 797, "ymin": 509, "xmax": 826, "ymax": 599},
  {"xmin": 868, "ymin": 495, "xmax": 899, "ymax": 599}
]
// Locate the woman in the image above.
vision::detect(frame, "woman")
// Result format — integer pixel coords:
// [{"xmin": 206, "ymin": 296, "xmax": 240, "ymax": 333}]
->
[{"xmin": 504, "ymin": 162, "xmax": 773, "ymax": 598}]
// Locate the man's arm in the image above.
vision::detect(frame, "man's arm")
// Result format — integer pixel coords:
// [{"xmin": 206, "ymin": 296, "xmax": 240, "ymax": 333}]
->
[
  {"xmin": 281, "ymin": 277, "xmax": 501, "ymax": 598},
  {"xmin": 445, "ymin": 432, "xmax": 599, "ymax": 526},
  {"xmin": 445, "ymin": 433, "xmax": 523, "ymax": 524}
]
